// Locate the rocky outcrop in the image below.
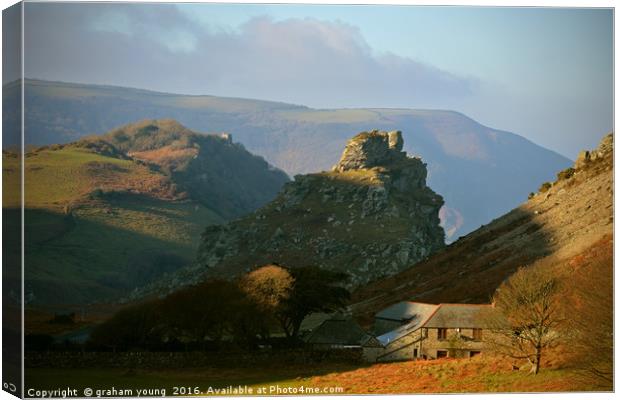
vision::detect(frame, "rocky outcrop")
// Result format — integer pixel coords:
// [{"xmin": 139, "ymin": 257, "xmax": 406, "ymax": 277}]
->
[
  {"xmin": 333, "ymin": 130, "xmax": 406, "ymax": 171},
  {"xmin": 133, "ymin": 130, "xmax": 445, "ymax": 297},
  {"xmin": 575, "ymin": 133, "xmax": 613, "ymax": 169}
]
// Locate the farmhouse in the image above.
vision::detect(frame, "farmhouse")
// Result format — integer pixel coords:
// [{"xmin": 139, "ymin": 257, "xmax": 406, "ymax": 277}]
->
[{"xmin": 363, "ymin": 302, "xmax": 492, "ymax": 362}]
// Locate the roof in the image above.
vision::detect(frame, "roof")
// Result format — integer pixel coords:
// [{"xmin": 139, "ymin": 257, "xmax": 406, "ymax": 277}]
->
[
  {"xmin": 304, "ymin": 316, "xmax": 377, "ymax": 346},
  {"xmin": 375, "ymin": 303, "xmax": 439, "ymax": 346},
  {"xmin": 375, "ymin": 301, "xmax": 438, "ymax": 322},
  {"xmin": 299, "ymin": 312, "xmax": 333, "ymax": 332},
  {"xmin": 422, "ymin": 304, "xmax": 493, "ymax": 329}
]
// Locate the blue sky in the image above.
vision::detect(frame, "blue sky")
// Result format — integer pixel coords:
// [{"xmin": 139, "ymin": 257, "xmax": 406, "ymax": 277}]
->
[{"xmin": 18, "ymin": 3, "xmax": 614, "ymax": 158}]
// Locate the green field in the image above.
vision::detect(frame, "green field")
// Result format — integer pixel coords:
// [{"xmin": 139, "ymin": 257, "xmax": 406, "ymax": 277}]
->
[
  {"xmin": 4, "ymin": 146, "xmax": 224, "ymax": 305},
  {"xmin": 4, "ymin": 146, "xmax": 179, "ymax": 208}
]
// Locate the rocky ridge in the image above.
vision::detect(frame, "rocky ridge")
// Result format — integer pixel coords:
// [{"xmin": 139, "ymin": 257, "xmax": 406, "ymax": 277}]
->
[
  {"xmin": 134, "ymin": 130, "xmax": 445, "ymax": 298},
  {"xmin": 351, "ymin": 133, "xmax": 613, "ymax": 322}
]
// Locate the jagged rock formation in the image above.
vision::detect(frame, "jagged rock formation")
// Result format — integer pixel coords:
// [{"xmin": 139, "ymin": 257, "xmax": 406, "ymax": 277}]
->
[
  {"xmin": 138, "ymin": 130, "xmax": 445, "ymax": 296},
  {"xmin": 333, "ymin": 130, "xmax": 405, "ymax": 171},
  {"xmin": 575, "ymin": 133, "xmax": 613, "ymax": 169}
]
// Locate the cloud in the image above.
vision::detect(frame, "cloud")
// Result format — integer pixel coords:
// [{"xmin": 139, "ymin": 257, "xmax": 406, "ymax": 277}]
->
[
  {"xmin": 23, "ymin": 3, "xmax": 477, "ymax": 108},
  {"xmin": 89, "ymin": 6, "xmax": 199, "ymax": 53}
]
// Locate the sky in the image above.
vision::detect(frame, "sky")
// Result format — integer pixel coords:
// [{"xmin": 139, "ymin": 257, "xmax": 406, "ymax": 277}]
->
[{"xmin": 11, "ymin": 2, "xmax": 614, "ymax": 158}]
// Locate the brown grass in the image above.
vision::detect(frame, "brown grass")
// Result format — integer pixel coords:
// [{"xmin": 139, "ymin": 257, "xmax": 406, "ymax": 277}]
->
[
  {"xmin": 309, "ymin": 356, "xmax": 596, "ymax": 393},
  {"xmin": 129, "ymin": 146, "xmax": 198, "ymax": 167}
]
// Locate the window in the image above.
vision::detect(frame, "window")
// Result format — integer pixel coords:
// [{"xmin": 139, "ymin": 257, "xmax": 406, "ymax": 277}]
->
[
  {"xmin": 437, "ymin": 328, "xmax": 447, "ymax": 340},
  {"xmin": 436, "ymin": 350, "xmax": 448, "ymax": 359},
  {"xmin": 473, "ymin": 328, "xmax": 483, "ymax": 341}
]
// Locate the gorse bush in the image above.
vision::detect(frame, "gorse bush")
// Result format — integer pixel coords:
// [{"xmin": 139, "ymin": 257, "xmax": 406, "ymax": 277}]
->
[
  {"xmin": 538, "ymin": 182, "xmax": 552, "ymax": 193},
  {"xmin": 556, "ymin": 167, "xmax": 575, "ymax": 181}
]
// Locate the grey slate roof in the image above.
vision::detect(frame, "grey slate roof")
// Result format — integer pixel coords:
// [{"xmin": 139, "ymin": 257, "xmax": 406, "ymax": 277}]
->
[
  {"xmin": 375, "ymin": 302, "xmax": 439, "ymax": 345},
  {"xmin": 375, "ymin": 301, "xmax": 438, "ymax": 322},
  {"xmin": 422, "ymin": 304, "xmax": 493, "ymax": 329},
  {"xmin": 304, "ymin": 316, "xmax": 379, "ymax": 347}
]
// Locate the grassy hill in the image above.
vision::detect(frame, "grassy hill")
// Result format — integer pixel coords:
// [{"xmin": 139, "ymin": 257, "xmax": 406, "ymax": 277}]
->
[
  {"xmin": 5, "ymin": 79, "xmax": 572, "ymax": 239},
  {"xmin": 4, "ymin": 119, "xmax": 289, "ymax": 305}
]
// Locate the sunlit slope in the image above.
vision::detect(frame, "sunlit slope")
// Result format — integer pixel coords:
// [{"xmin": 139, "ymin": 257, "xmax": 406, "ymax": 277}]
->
[{"xmin": 3, "ymin": 145, "xmax": 223, "ymax": 304}]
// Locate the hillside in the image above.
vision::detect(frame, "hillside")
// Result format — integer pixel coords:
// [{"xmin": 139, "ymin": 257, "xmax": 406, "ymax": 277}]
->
[
  {"xmin": 351, "ymin": 133, "xmax": 613, "ymax": 323},
  {"xmin": 4, "ymin": 119, "xmax": 289, "ymax": 305},
  {"xmin": 133, "ymin": 130, "xmax": 445, "ymax": 297},
  {"xmin": 6, "ymin": 79, "xmax": 571, "ymax": 239},
  {"xmin": 95, "ymin": 119, "xmax": 290, "ymax": 219}
]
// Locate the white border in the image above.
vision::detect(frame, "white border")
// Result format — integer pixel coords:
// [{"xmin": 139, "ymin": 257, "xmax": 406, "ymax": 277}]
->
[{"xmin": 0, "ymin": 1, "xmax": 615, "ymax": 400}]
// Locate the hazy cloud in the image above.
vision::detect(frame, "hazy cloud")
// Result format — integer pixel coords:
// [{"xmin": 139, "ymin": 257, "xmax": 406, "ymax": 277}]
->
[{"xmin": 24, "ymin": 3, "xmax": 477, "ymax": 108}]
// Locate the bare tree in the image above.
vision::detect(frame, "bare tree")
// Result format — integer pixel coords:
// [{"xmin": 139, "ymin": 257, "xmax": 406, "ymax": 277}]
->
[{"xmin": 482, "ymin": 265, "xmax": 564, "ymax": 374}]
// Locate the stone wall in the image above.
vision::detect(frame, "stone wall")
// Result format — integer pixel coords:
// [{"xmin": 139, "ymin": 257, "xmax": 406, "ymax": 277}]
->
[
  {"xmin": 373, "ymin": 329, "xmax": 424, "ymax": 363},
  {"xmin": 26, "ymin": 349, "xmax": 365, "ymax": 369}
]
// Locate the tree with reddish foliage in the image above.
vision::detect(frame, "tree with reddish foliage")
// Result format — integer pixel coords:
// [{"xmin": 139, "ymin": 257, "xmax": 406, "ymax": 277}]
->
[
  {"xmin": 239, "ymin": 264, "xmax": 296, "ymax": 338},
  {"xmin": 240, "ymin": 264, "xmax": 295, "ymax": 312},
  {"xmin": 240, "ymin": 264, "xmax": 349, "ymax": 340}
]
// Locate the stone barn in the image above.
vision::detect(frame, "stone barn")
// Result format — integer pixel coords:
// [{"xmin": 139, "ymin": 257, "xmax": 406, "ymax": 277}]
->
[{"xmin": 363, "ymin": 302, "xmax": 492, "ymax": 362}]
